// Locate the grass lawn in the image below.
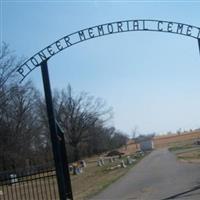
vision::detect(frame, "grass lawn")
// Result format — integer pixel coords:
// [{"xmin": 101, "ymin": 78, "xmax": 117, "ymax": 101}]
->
[
  {"xmin": 0, "ymin": 153, "xmax": 148, "ymax": 200},
  {"xmin": 168, "ymin": 140, "xmax": 195, "ymax": 152},
  {"xmin": 168, "ymin": 140, "xmax": 200, "ymax": 163},
  {"xmin": 71, "ymin": 153, "xmax": 147, "ymax": 200}
]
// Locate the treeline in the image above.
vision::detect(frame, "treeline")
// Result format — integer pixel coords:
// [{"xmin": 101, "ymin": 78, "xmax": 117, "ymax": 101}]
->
[{"xmin": 0, "ymin": 43, "xmax": 128, "ymax": 171}]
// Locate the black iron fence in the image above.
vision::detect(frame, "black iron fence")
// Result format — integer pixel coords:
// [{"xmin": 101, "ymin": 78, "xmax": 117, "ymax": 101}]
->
[{"xmin": 0, "ymin": 165, "xmax": 59, "ymax": 200}]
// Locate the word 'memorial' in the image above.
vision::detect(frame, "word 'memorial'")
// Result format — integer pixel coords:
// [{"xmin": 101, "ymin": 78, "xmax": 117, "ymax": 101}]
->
[{"xmin": 17, "ymin": 19, "xmax": 200, "ymax": 82}]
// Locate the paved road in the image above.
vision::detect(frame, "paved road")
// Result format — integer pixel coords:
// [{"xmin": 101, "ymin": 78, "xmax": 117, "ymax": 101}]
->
[{"xmin": 92, "ymin": 149, "xmax": 200, "ymax": 200}]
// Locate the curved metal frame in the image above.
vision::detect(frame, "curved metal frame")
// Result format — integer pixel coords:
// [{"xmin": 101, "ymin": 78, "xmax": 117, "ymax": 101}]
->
[{"xmin": 17, "ymin": 19, "xmax": 200, "ymax": 82}]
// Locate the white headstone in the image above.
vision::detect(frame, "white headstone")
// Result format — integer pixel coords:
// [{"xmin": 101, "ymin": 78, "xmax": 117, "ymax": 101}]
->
[
  {"xmin": 80, "ymin": 160, "xmax": 86, "ymax": 168},
  {"xmin": 100, "ymin": 158, "xmax": 105, "ymax": 166},
  {"xmin": 97, "ymin": 160, "xmax": 102, "ymax": 167},
  {"xmin": 69, "ymin": 165, "xmax": 73, "ymax": 173},
  {"xmin": 120, "ymin": 160, "xmax": 126, "ymax": 168},
  {"xmin": 126, "ymin": 156, "xmax": 132, "ymax": 165},
  {"xmin": 10, "ymin": 174, "xmax": 18, "ymax": 184}
]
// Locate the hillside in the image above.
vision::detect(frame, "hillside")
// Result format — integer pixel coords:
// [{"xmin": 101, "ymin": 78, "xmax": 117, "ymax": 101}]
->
[{"xmin": 120, "ymin": 131, "xmax": 200, "ymax": 155}]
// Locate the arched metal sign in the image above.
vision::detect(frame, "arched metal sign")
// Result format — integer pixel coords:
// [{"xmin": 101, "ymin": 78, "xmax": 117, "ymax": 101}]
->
[
  {"xmin": 17, "ymin": 19, "xmax": 200, "ymax": 82},
  {"xmin": 16, "ymin": 19, "xmax": 200, "ymax": 200}
]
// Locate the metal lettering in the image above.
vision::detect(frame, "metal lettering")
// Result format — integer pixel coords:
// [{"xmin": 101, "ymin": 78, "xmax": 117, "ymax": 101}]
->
[
  {"xmin": 88, "ymin": 28, "xmax": 95, "ymax": 38},
  {"xmin": 107, "ymin": 23, "xmax": 114, "ymax": 34},
  {"xmin": 78, "ymin": 31, "xmax": 86, "ymax": 41},
  {"xmin": 126, "ymin": 21, "xmax": 130, "ymax": 31},
  {"xmin": 177, "ymin": 23, "xmax": 184, "ymax": 34},
  {"xmin": 38, "ymin": 51, "xmax": 48, "ymax": 61},
  {"xmin": 25, "ymin": 63, "xmax": 33, "ymax": 70},
  {"xmin": 186, "ymin": 25, "xmax": 193, "ymax": 36},
  {"xmin": 30, "ymin": 57, "xmax": 39, "ymax": 66},
  {"xmin": 16, "ymin": 19, "xmax": 200, "ymax": 83},
  {"xmin": 47, "ymin": 45, "xmax": 55, "ymax": 56},
  {"xmin": 64, "ymin": 36, "xmax": 72, "ymax": 47},
  {"xmin": 97, "ymin": 25, "xmax": 104, "ymax": 36},
  {"xmin": 17, "ymin": 67, "xmax": 25, "ymax": 78},
  {"xmin": 167, "ymin": 22, "xmax": 173, "ymax": 32},
  {"xmin": 133, "ymin": 20, "xmax": 139, "ymax": 30},
  {"xmin": 117, "ymin": 22, "xmax": 123, "ymax": 32},
  {"xmin": 142, "ymin": 20, "xmax": 148, "ymax": 30},
  {"xmin": 56, "ymin": 40, "xmax": 64, "ymax": 51},
  {"xmin": 158, "ymin": 21, "xmax": 163, "ymax": 31}
]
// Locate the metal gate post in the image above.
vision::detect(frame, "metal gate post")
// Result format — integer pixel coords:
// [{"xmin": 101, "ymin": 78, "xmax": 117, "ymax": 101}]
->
[
  {"xmin": 40, "ymin": 61, "xmax": 73, "ymax": 200},
  {"xmin": 56, "ymin": 122, "xmax": 73, "ymax": 199},
  {"xmin": 198, "ymin": 39, "xmax": 200, "ymax": 54}
]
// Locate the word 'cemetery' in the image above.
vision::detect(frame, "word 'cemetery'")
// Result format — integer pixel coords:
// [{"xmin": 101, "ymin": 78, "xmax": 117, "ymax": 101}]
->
[{"xmin": 17, "ymin": 19, "xmax": 200, "ymax": 82}]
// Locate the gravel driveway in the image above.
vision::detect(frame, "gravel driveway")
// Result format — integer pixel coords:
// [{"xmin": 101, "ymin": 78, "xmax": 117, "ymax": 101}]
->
[{"xmin": 92, "ymin": 148, "xmax": 200, "ymax": 200}]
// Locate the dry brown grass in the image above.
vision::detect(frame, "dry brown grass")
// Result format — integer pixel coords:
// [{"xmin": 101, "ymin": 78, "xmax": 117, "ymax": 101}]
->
[
  {"xmin": 71, "ymin": 155, "xmax": 145, "ymax": 200},
  {"xmin": 154, "ymin": 131, "xmax": 200, "ymax": 148},
  {"xmin": 0, "ymin": 154, "xmax": 145, "ymax": 200},
  {"xmin": 178, "ymin": 150, "xmax": 200, "ymax": 160},
  {"xmin": 170, "ymin": 144, "xmax": 200, "ymax": 163},
  {"xmin": 124, "ymin": 131, "xmax": 200, "ymax": 152}
]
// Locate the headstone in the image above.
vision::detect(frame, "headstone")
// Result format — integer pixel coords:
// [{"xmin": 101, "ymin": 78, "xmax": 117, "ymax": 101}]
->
[
  {"xmin": 140, "ymin": 151, "xmax": 144, "ymax": 156},
  {"xmin": 10, "ymin": 174, "xmax": 18, "ymax": 184},
  {"xmin": 76, "ymin": 167, "xmax": 83, "ymax": 174},
  {"xmin": 72, "ymin": 163, "xmax": 78, "ymax": 175},
  {"xmin": 97, "ymin": 160, "xmax": 102, "ymax": 167},
  {"xmin": 80, "ymin": 160, "xmax": 86, "ymax": 168},
  {"xmin": 109, "ymin": 157, "xmax": 114, "ymax": 163},
  {"xmin": 80, "ymin": 167, "xmax": 83, "ymax": 173},
  {"xmin": 100, "ymin": 158, "xmax": 105, "ymax": 166},
  {"xmin": 69, "ymin": 165, "xmax": 73, "ymax": 173},
  {"xmin": 120, "ymin": 160, "xmax": 126, "ymax": 168},
  {"xmin": 126, "ymin": 156, "xmax": 132, "ymax": 165}
]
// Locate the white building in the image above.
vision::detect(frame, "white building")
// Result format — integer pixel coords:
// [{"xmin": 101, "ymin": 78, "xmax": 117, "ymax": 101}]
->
[{"xmin": 135, "ymin": 135, "xmax": 154, "ymax": 151}]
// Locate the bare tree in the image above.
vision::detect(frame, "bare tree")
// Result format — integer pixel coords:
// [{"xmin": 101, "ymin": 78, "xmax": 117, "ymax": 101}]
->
[
  {"xmin": 132, "ymin": 126, "xmax": 139, "ymax": 139},
  {"xmin": 0, "ymin": 43, "xmax": 129, "ymax": 169},
  {"xmin": 0, "ymin": 81, "xmax": 41, "ymax": 170},
  {"xmin": 55, "ymin": 85, "xmax": 112, "ymax": 160},
  {"xmin": 0, "ymin": 42, "xmax": 22, "ymax": 89}
]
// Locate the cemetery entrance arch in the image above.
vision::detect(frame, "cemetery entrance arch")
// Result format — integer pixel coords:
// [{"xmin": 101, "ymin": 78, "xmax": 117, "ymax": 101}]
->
[{"xmin": 13, "ymin": 19, "xmax": 200, "ymax": 200}]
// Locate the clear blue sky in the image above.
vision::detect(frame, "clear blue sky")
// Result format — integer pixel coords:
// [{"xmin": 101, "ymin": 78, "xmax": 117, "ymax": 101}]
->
[{"xmin": 2, "ymin": 1, "xmax": 200, "ymax": 136}]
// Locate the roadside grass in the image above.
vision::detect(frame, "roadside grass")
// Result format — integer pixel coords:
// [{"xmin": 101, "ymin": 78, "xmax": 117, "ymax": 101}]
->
[
  {"xmin": 168, "ymin": 139, "xmax": 200, "ymax": 163},
  {"xmin": 71, "ymin": 153, "xmax": 148, "ymax": 200},
  {"xmin": 168, "ymin": 140, "xmax": 195, "ymax": 152},
  {"xmin": 0, "ymin": 152, "xmax": 149, "ymax": 200},
  {"xmin": 176, "ymin": 149, "xmax": 200, "ymax": 160}
]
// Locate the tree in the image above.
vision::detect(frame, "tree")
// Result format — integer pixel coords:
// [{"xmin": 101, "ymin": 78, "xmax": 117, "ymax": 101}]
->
[
  {"xmin": 0, "ymin": 43, "xmax": 128, "ymax": 171},
  {"xmin": 132, "ymin": 126, "xmax": 139, "ymax": 139},
  {"xmin": 56, "ymin": 85, "xmax": 112, "ymax": 161},
  {"xmin": 0, "ymin": 42, "xmax": 22, "ymax": 89},
  {"xmin": 0, "ymin": 43, "xmax": 50, "ymax": 169},
  {"xmin": 0, "ymin": 81, "xmax": 41, "ymax": 170}
]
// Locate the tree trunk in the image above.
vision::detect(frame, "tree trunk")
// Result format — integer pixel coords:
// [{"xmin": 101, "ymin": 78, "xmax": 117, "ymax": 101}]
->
[{"xmin": 74, "ymin": 146, "xmax": 80, "ymax": 161}]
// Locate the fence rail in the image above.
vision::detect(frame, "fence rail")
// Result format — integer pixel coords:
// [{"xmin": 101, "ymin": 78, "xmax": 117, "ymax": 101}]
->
[{"xmin": 0, "ymin": 166, "xmax": 59, "ymax": 200}]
